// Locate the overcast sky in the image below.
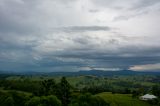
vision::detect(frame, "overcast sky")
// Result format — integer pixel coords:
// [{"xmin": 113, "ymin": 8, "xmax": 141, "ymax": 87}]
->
[{"xmin": 0, "ymin": 0, "xmax": 160, "ymax": 72}]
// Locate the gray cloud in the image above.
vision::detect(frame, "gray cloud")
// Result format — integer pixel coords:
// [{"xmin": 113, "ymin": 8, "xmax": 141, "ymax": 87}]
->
[
  {"xmin": 89, "ymin": 9, "xmax": 100, "ymax": 13},
  {"xmin": 92, "ymin": 0, "xmax": 160, "ymax": 10},
  {"xmin": 54, "ymin": 26, "xmax": 111, "ymax": 32},
  {"xmin": 0, "ymin": 0, "xmax": 160, "ymax": 72},
  {"xmin": 129, "ymin": 0, "xmax": 160, "ymax": 10},
  {"xmin": 113, "ymin": 11, "xmax": 149, "ymax": 21},
  {"xmin": 91, "ymin": 0, "xmax": 160, "ymax": 21}
]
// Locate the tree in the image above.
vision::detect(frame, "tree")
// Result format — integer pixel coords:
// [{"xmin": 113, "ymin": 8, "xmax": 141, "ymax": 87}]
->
[
  {"xmin": 25, "ymin": 97, "xmax": 41, "ymax": 106},
  {"xmin": 69, "ymin": 93, "xmax": 110, "ymax": 106},
  {"xmin": 152, "ymin": 85, "xmax": 160, "ymax": 97},
  {"xmin": 124, "ymin": 88, "xmax": 131, "ymax": 94},
  {"xmin": 25, "ymin": 95, "xmax": 61, "ymax": 106},
  {"xmin": 37, "ymin": 79, "xmax": 57, "ymax": 96},
  {"xmin": 41, "ymin": 95, "xmax": 62, "ymax": 106},
  {"xmin": 0, "ymin": 94, "xmax": 14, "ymax": 106},
  {"xmin": 10, "ymin": 91, "xmax": 30, "ymax": 106},
  {"xmin": 132, "ymin": 90, "xmax": 139, "ymax": 98},
  {"xmin": 57, "ymin": 77, "xmax": 71, "ymax": 106}
]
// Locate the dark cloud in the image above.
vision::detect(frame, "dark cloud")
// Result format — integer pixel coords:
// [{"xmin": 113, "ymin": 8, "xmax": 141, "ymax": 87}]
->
[
  {"xmin": 113, "ymin": 11, "xmax": 149, "ymax": 21},
  {"xmin": 89, "ymin": 9, "xmax": 100, "ymax": 13},
  {"xmin": 92, "ymin": 0, "xmax": 160, "ymax": 10},
  {"xmin": 0, "ymin": 0, "xmax": 160, "ymax": 72},
  {"xmin": 54, "ymin": 26, "xmax": 111, "ymax": 32},
  {"xmin": 130, "ymin": 0, "xmax": 160, "ymax": 10}
]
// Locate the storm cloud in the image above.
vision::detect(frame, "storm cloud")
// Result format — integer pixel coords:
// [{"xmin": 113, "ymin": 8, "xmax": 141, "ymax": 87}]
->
[{"xmin": 0, "ymin": 0, "xmax": 160, "ymax": 72}]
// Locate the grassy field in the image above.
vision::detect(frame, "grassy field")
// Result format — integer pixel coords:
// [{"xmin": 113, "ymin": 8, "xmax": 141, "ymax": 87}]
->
[{"xmin": 96, "ymin": 92, "xmax": 151, "ymax": 106}]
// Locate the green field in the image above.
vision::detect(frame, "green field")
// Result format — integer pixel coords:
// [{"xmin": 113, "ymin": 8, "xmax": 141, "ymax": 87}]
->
[{"xmin": 96, "ymin": 92, "xmax": 151, "ymax": 106}]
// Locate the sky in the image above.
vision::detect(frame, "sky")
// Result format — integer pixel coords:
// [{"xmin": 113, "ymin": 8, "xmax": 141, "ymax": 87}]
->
[{"xmin": 0, "ymin": 0, "xmax": 160, "ymax": 72}]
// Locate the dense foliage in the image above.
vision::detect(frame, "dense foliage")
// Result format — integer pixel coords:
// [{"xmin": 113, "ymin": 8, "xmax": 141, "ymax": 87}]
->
[{"xmin": 0, "ymin": 75, "xmax": 160, "ymax": 106}]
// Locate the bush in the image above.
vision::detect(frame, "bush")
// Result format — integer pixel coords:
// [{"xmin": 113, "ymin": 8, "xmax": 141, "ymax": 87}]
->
[
  {"xmin": 25, "ymin": 95, "xmax": 61, "ymax": 106},
  {"xmin": 69, "ymin": 93, "xmax": 110, "ymax": 106}
]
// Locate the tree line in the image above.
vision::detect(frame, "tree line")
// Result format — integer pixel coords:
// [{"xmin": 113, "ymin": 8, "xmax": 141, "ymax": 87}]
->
[{"xmin": 0, "ymin": 77, "xmax": 109, "ymax": 106}]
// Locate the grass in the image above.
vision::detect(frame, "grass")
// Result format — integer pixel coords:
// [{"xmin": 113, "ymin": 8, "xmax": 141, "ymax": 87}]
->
[
  {"xmin": 96, "ymin": 92, "xmax": 151, "ymax": 106},
  {"xmin": 0, "ymin": 89, "xmax": 32, "ymax": 96}
]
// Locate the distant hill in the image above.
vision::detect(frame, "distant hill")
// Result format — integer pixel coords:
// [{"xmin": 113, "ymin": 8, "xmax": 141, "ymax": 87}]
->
[
  {"xmin": 0, "ymin": 70, "xmax": 160, "ymax": 76},
  {"xmin": 48, "ymin": 70, "xmax": 160, "ymax": 76}
]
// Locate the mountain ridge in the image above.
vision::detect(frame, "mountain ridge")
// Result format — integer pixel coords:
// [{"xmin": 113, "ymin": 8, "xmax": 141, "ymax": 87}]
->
[{"xmin": 1, "ymin": 69, "xmax": 160, "ymax": 76}]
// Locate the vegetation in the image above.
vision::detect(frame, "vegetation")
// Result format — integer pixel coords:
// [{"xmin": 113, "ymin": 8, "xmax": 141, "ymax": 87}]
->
[
  {"xmin": 0, "ymin": 74, "xmax": 160, "ymax": 106},
  {"xmin": 97, "ymin": 92, "xmax": 150, "ymax": 106}
]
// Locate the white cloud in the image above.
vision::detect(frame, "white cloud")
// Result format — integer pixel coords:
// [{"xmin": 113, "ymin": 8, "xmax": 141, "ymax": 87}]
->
[{"xmin": 130, "ymin": 63, "xmax": 160, "ymax": 71}]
